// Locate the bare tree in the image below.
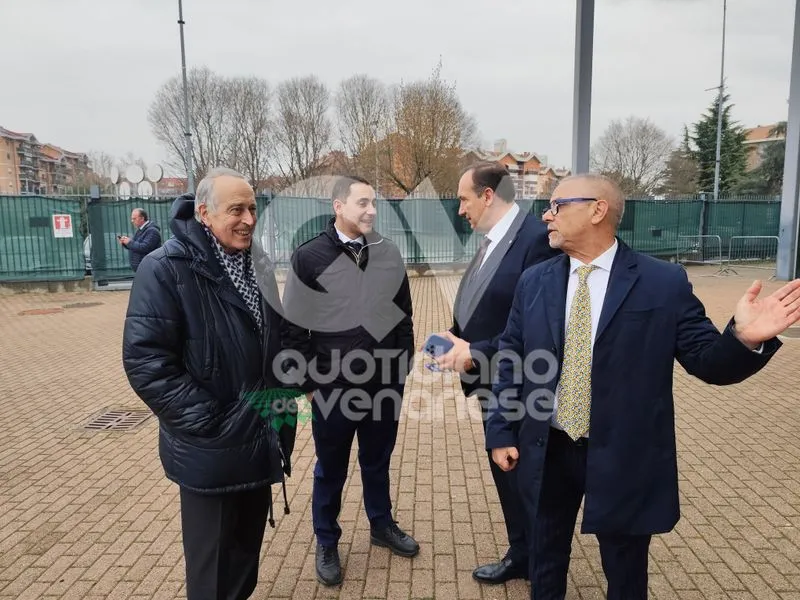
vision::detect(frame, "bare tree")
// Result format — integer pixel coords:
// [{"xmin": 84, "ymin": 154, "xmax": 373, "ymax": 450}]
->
[
  {"xmin": 590, "ymin": 116, "xmax": 674, "ymax": 196},
  {"xmin": 148, "ymin": 67, "xmax": 236, "ymax": 182},
  {"xmin": 85, "ymin": 151, "xmax": 147, "ymax": 192},
  {"xmin": 273, "ymin": 75, "xmax": 332, "ymax": 188},
  {"xmin": 87, "ymin": 150, "xmax": 116, "ymax": 181},
  {"xmin": 229, "ymin": 76, "xmax": 273, "ymax": 189},
  {"xmin": 120, "ymin": 152, "xmax": 149, "ymax": 172},
  {"xmin": 384, "ymin": 61, "xmax": 478, "ymax": 197},
  {"xmin": 335, "ymin": 75, "xmax": 389, "ymax": 178},
  {"xmin": 658, "ymin": 126, "xmax": 699, "ymax": 196}
]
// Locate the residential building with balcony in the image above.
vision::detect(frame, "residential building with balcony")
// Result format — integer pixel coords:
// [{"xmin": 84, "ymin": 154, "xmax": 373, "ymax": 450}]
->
[
  {"xmin": 0, "ymin": 126, "xmax": 88, "ymax": 195},
  {"xmin": 743, "ymin": 123, "xmax": 786, "ymax": 171},
  {"xmin": 463, "ymin": 139, "xmax": 571, "ymax": 198}
]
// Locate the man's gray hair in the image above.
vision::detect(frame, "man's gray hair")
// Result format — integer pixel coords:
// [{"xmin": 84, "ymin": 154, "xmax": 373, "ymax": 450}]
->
[{"xmin": 194, "ymin": 167, "xmax": 249, "ymax": 219}]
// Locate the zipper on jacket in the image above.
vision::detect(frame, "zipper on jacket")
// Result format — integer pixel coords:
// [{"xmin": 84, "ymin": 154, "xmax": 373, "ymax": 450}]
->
[{"xmin": 346, "ymin": 237, "xmax": 384, "ymax": 266}]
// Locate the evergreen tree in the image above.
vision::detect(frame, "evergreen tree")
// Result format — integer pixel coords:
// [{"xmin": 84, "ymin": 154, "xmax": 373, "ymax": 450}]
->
[
  {"xmin": 690, "ymin": 94, "xmax": 747, "ymax": 195},
  {"xmin": 659, "ymin": 125, "xmax": 699, "ymax": 195}
]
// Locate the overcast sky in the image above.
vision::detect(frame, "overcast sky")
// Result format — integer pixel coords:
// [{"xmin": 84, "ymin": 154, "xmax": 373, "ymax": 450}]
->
[{"xmin": 2, "ymin": 0, "xmax": 795, "ymax": 173}]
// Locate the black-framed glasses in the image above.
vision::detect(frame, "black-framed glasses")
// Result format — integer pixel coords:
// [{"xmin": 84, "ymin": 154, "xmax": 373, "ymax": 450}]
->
[{"xmin": 543, "ymin": 197, "xmax": 597, "ymax": 216}]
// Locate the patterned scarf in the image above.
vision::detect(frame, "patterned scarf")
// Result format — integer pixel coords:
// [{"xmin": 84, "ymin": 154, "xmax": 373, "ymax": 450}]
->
[{"xmin": 204, "ymin": 227, "xmax": 263, "ymax": 330}]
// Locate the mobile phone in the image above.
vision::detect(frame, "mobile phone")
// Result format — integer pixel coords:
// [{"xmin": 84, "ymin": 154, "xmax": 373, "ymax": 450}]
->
[
  {"xmin": 423, "ymin": 334, "xmax": 453, "ymax": 373},
  {"xmin": 423, "ymin": 334, "xmax": 453, "ymax": 357},
  {"xmin": 116, "ymin": 234, "xmax": 122, "ymax": 239}
]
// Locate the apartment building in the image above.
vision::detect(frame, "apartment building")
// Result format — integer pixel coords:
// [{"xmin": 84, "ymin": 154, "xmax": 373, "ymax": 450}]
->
[
  {"xmin": 463, "ymin": 139, "xmax": 571, "ymax": 198},
  {"xmin": 0, "ymin": 126, "xmax": 89, "ymax": 195},
  {"xmin": 743, "ymin": 123, "xmax": 786, "ymax": 172}
]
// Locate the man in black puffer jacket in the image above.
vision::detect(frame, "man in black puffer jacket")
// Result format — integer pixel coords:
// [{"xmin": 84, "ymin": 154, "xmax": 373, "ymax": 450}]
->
[
  {"xmin": 122, "ymin": 167, "xmax": 296, "ymax": 600},
  {"xmin": 281, "ymin": 175, "xmax": 416, "ymax": 587}
]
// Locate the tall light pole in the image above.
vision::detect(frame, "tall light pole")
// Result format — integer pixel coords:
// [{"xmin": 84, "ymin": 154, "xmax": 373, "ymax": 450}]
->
[
  {"xmin": 712, "ymin": 0, "xmax": 728, "ymax": 201},
  {"xmin": 373, "ymin": 118, "xmax": 380, "ymax": 197},
  {"xmin": 178, "ymin": 0, "xmax": 194, "ymax": 193},
  {"xmin": 571, "ymin": 0, "xmax": 595, "ymax": 175}
]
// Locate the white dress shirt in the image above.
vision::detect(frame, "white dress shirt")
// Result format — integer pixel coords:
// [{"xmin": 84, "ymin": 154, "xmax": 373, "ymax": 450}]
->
[
  {"xmin": 479, "ymin": 203, "xmax": 520, "ymax": 269},
  {"xmin": 551, "ymin": 239, "xmax": 619, "ymax": 436},
  {"xmin": 550, "ymin": 240, "xmax": 764, "ymax": 437},
  {"xmin": 335, "ymin": 227, "xmax": 365, "ymax": 245}
]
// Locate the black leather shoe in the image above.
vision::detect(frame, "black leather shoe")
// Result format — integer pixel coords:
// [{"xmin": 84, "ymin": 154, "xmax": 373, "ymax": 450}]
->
[
  {"xmin": 315, "ymin": 544, "xmax": 342, "ymax": 586},
  {"xmin": 472, "ymin": 557, "xmax": 529, "ymax": 584},
  {"xmin": 370, "ymin": 522, "xmax": 420, "ymax": 557}
]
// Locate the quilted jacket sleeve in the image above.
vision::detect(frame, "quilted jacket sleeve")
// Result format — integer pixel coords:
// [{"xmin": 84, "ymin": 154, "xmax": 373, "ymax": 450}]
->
[{"xmin": 122, "ymin": 254, "xmax": 222, "ymax": 436}]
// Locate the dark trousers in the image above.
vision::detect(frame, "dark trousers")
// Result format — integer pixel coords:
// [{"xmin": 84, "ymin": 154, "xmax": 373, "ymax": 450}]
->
[
  {"xmin": 311, "ymin": 387, "xmax": 401, "ymax": 547},
  {"xmin": 532, "ymin": 428, "xmax": 651, "ymax": 600},
  {"xmin": 179, "ymin": 486, "xmax": 270, "ymax": 600},
  {"xmin": 479, "ymin": 397, "xmax": 529, "ymax": 564}
]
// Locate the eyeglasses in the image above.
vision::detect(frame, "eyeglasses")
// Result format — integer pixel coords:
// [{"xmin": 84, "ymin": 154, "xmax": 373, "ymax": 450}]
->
[{"xmin": 543, "ymin": 197, "xmax": 597, "ymax": 216}]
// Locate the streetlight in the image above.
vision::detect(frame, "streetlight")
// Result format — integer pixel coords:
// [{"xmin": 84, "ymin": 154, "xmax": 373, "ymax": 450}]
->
[
  {"xmin": 373, "ymin": 118, "xmax": 381, "ymax": 196},
  {"xmin": 177, "ymin": 0, "xmax": 195, "ymax": 193},
  {"xmin": 712, "ymin": 0, "xmax": 728, "ymax": 201}
]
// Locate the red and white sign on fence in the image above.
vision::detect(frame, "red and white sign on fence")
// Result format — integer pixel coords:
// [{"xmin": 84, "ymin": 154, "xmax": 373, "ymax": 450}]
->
[{"xmin": 52, "ymin": 214, "xmax": 73, "ymax": 238}]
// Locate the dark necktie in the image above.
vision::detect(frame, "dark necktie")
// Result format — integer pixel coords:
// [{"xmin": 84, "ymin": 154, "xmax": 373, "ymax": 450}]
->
[{"xmin": 345, "ymin": 241, "xmax": 363, "ymax": 254}]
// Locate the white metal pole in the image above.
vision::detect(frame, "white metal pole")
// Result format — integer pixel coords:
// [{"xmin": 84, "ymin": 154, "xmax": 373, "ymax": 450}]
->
[
  {"xmin": 571, "ymin": 0, "xmax": 595, "ymax": 175},
  {"xmin": 178, "ymin": 0, "xmax": 194, "ymax": 193},
  {"xmin": 777, "ymin": 0, "xmax": 800, "ymax": 279},
  {"xmin": 712, "ymin": 0, "xmax": 727, "ymax": 201}
]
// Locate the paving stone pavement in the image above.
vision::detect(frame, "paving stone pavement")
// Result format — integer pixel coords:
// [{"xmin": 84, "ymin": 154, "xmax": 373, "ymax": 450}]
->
[{"xmin": 1, "ymin": 265, "xmax": 800, "ymax": 599}]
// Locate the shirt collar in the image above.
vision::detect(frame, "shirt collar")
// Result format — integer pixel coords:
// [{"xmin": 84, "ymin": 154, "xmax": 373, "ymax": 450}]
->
[
  {"xmin": 485, "ymin": 202, "xmax": 520, "ymax": 244},
  {"xmin": 569, "ymin": 238, "xmax": 619, "ymax": 274},
  {"xmin": 335, "ymin": 226, "xmax": 365, "ymax": 245},
  {"xmin": 139, "ymin": 220, "xmax": 149, "ymax": 230}
]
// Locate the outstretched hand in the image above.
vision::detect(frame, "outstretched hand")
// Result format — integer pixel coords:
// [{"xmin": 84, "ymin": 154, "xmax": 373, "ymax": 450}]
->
[{"xmin": 733, "ymin": 279, "xmax": 800, "ymax": 347}]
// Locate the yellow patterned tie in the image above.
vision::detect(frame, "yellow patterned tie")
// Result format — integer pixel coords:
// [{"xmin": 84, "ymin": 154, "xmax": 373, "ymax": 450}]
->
[{"xmin": 556, "ymin": 264, "xmax": 598, "ymax": 440}]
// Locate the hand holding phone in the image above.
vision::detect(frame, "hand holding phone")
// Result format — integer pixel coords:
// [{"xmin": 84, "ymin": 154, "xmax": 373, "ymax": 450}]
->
[
  {"xmin": 423, "ymin": 333, "xmax": 454, "ymax": 357},
  {"xmin": 423, "ymin": 333, "xmax": 454, "ymax": 372}
]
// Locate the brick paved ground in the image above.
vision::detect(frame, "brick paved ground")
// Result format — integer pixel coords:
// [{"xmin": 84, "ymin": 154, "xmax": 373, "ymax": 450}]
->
[{"xmin": 1, "ymin": 265, "xmax": 800, "ymax": 599}]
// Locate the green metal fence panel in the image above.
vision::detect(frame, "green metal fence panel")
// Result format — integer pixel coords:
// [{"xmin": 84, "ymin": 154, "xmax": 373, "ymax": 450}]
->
[
  {"xmin": 705, "ymin": 199, "xmax": 782, "ymax": 253},
  {"xmin": 0, "ymin": 195, "xmax": 85, "ymax": 281},
  {"xmin": 257, "ymin": 196, "xmax": 330, "ymax": 267},
  {"xmin": 258, "ymin": 196, "xmax": 483, "ymax": 266},
  {"xmin": 87, "ymin": 198, "xmax": 174, "ymax": 281},
  {"xmin": 381, "ymin": 198, "xmax": 479, "ymax": 264},
  {"xmin": 0, "ymin": 194, "xmax": 786, "ymax": 282},
  {"xmin": 616, "ymin": 199, "xmax": 704, "ymax": 257}
]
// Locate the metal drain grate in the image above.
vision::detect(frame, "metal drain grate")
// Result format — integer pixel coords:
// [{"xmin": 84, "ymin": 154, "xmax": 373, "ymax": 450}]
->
[
  {"xmin": 63, "ymin": 302, "xmax": 103, "ymax": 309},
  {"xmin": 84, "ymin": 409, "xmax": 151, "ymax": 431}
]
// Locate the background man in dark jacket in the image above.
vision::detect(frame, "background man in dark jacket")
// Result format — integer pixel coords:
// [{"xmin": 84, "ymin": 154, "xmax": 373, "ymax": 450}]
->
[
  {"xmin": 122, "ymin": 167, "xmax": 295, "ymax": 600},
  {"xmin": 281, "ymin": 175, "xmax": 416, "ymax": 586},
  {"xmin": 433, "ymin": 161, "xmax": 559, "ymax": 585},
  {"xmin": 118, "ymin": 207, "xmax": 161, "ymax": 271}
]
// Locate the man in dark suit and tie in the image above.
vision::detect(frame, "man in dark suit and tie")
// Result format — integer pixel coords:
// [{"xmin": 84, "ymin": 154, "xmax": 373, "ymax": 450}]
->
[
  {"xmin": 433, "ymin": 161, "xmax": 558, "ymax": 585},
  {"xmin": 486, "ymin": 172, "xmax": 800, "ymax": 599}
]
